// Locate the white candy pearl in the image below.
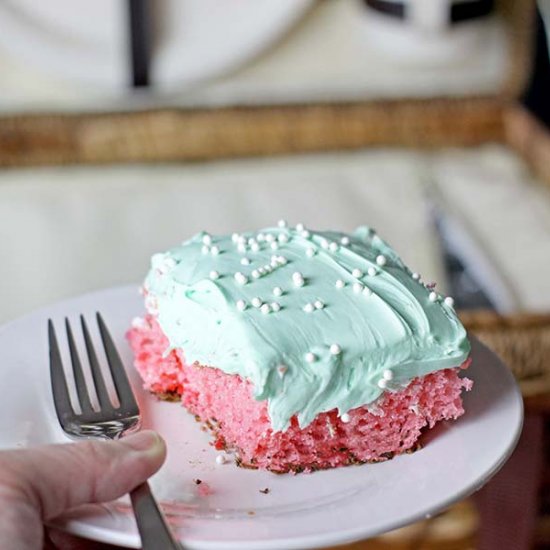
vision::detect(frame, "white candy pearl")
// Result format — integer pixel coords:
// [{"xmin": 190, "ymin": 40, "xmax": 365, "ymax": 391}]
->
[
  {"xmin": 340, "ymin": 236, "xmax": 350, "ymax": 246},
  {"xmin": 278, "ymin": 233, "xmax": 289, "ymax": 244},
  {"xmin": 257, "ymin": 233, "xmax": 265, "ymax": 242},
  {"xmin": 376, "ymin": 255, "xmax": 387, "ymax": 266},
  {"xmin": 363, "ymin": 287, "xmax": 373, "ymax": 297},
  {"xmin": 301, "ymin": 230, "xmax": 311, "ymax": 238},
  {"xmin": 234, "ymin": 272, "xmax": 248, "ymax": 285},
  {"xmin": 303, "ymin": 303, "xmax": 314, "ymax": 313},
  {"xmin": 320, "ymin": 239, "xmax": 329, "ymax": 249},
  {"xmin": 265, "ymin": 234, "xmax": 275, "ymax": 243},
  {"xmin": 210, "ymin": 246, "xmax": 220, "ymax": 256},
  {"xmin": 353, "ymin": 282, "xmax": 364, "ymax": 293},
  {"xmin": 251, "ymin": 242, "xmax": 260, "ymax": 252},
  {"xmin": 306, "ymin": 247, "xmax": 315, "ymax": 258},
  {"xmin": 383, "ymin": 369, "xmax": 393, "ymax": 381},
  {"xmin": 273, "ymin": 286, "xmax": 283, "ymax": 297},
  {"xmin": 258, "ymin": 267, "xmax": 266, "ymax": 275},
  {"xmin": 330, "ymin": 344, "xmax": 342, "ymax": 355},
  {"xmin": 277, "ymin": 256, "xmax": 288, "ymax": 265},
  {"xmin": 231, "ymin": 233, "xmax": 239, "ymax": 243},
  {"xmin": 236, "ymin": 300, "xmax": 247, "ymax": 311},
  {"xmin": 241, "ymin": 258, "xmax": 251, "ymax": 266},
  {"xmin": 429, "ymin": 292, "xmax": 438, "ymax": 302},
  {"xmin": 202, "ymin": 234, "xmax": 212, "ymax": 245},
  {"xmin": 341, "ymin": 413, "xmax": 351, "ymax": 423},
  {"xmin": 201, "ymin": 245, "xmax": 210, "ymax": 254},
  {"xmin": 314, "ymin": 300, "xmax": 325, "ymax": 310},
  {"xmin": 305, "ymin": 352, "xmax": 316, "ymax": 363},
  {"xmin": 261, "ymin": 304, "xmax": 271, "ymax": 315},
  {"xmin": 252, "ymin": 270, "xmax": 260, "ymax": 279},
  {"xmin": 329, "ymin": 242, "xmax": 338, "ymax": 252},
  {"xmin": 378, "ymin": 378, "xmax": 388, "ymax": 389},
  {"xmin": 271, "ymin": 302, "xmax": 281, "ymax": 312},
  {"xmin": 296, "ymin": 223, "xmax": 305, "ymax": 232},
  {"xmin": 368, "ymin": 267, "xmax": 377, "ymax": 277},
  {"xmin": 444, "ymin": 296, "xmax": 455, "ymax": 307},
  {"xmin": 278, "ymin": 219, "xmax": 287, "ymax": 228},
  {"xmin": 216, "ymin": 454, "xmax": 227, "ymax": 465},
  {"xmin": 209, "ymin": 271, "xmax": 219, "ymax": 280},
  {"xmin": 270, "ymin": 242, "xmax": 279, "ymax": 251},
  {"xmin": 252, "ymin": 297, "xmax": 262, "ymax": 308},
  {"xmin": 412, "ymin": 272, "xmax": 420, "ymax": 280},
  {"xmin": 293, "ymin": 272, "xmax": 304, "ymax": 287},
  {"xmin": 352, "ymin": 268, "xmax": 363, "ymax": 278},
  {"xmin": 335, "ymin": 279, "xmax": 345, "ymax": 289},
  {"xmin": 237, "ymin": 243, "xmax": 247, "ymax": 253}
]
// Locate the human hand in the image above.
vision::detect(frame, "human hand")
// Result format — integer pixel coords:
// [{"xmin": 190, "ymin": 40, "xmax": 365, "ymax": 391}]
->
[{"xmin": 0, "ymin": 430, "xmax": 166, "ymax": 550}]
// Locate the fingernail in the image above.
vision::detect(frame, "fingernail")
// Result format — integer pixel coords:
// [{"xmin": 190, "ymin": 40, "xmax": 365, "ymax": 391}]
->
[{"xmin": 122, "ymin": 430, "xmax": 163, "ymax": 453}]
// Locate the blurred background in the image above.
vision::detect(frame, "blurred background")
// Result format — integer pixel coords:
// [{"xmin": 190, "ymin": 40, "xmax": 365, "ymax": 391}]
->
[{"xmin": 1, "ymin": 0, "xmax": 550, "ymax": 548}]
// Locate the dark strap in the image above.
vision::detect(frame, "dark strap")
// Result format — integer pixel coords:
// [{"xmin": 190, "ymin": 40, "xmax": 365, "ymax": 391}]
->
[
  {"xmin": 128, "ymin": 0, "xmax": 151, "ymax": 88},
  {"xmin": 364, "ymin": 0, "xmax": 494, "ymax": 24}
]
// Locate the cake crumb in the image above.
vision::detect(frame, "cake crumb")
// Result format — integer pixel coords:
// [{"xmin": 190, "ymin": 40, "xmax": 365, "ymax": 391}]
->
[
  {"xmin": 194, "ymin": 479, "xmax": 202, "ymax": 485},
  {"xmin": 259, "ymin": 488, "xmax": 270, "ymax": 494},
  {"xmin": 247, "ymin": 511, "xmax": 255, "ymax": 516}
]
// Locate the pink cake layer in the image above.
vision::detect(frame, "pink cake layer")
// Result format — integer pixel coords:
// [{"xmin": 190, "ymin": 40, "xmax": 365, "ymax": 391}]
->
[{"xmin": 128, "ymin": 315, "xmax": 472, "ymax": 473}]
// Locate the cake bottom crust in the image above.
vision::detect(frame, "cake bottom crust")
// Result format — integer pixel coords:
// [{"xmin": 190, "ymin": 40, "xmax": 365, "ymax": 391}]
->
[{"xmin": 128, "ymin": 316, "xmax": 472, "ymax": 473}]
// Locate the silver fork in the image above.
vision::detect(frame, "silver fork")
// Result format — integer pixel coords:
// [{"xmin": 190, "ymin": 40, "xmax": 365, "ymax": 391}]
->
[{"xmin": 48, "ymin": 313, "xmax": 181, "ymax": 549}]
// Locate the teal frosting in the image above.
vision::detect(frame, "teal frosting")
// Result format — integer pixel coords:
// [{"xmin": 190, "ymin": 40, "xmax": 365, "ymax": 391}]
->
[{"xmin": 144, "ymin": 225, "xmax": 470, "ymax": 432}]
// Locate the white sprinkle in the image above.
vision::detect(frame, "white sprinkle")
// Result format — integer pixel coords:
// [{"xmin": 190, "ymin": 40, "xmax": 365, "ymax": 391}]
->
[
  {"xmin": 237, "ymin": 243, "xmax": 247, "ymax": 253},
  {"xmin": 320, "ymin": 238, "xmax": 329, "ymax": 250},
  {"xmin": 341, "ymin": 413, "xmax": 351, "ymax": 423},
  {"xmin": 378, "ymin": 378, "xmax": 388, "ymax": 389},
  {"xmin": 301, "ymin": 230, "xmax": 311, "ymax": 238},
  {"xmin": 278, "ymin": 219, "xmax": 287, "ymax": 228},
  {"xmin": 231, "ymin": 233, "xmax": 240, "ymax": 243},
  {"xmin": 271, "ymin": 302, "xmax": 281, "ymax": 312},
  {"xmin": 303, "ymin": 303, "xmax": 315, "ymax": 313},
  {"xmin": 258, "ymin": 267, "xmax": 266, "ymax": 275},
  {"xmin": 368, "ymin": 267, "xmax": 377, "ymax": 277},
  {"xmin": 383, "ymin": 369, "xmax": 393, "ymax": 381},
  {"xmin": 353, "ymin": 282, "xmax": 364, "ymax": 293},
  {"xmin": 247, "ymin": 238, "xmax": 256, "ymax": 246},
  {"xmin": 335, "ymin": 279, "xmax": 345, "ymax": 289},
  {"xmin": 412, "ymin": 272, "xmax": 420, "ymax": 280},
  {"xmin": 270, "ymin": 259, "xmax": 278, "ymax": 268},
  {"xmin": 237, "ymin": 235, "xmax": 247, "ymax": 244},
  {"xmin": 251, "ymin": 242, "xmax": 260, "ymax": 252},
  {"xmin": 209, "ymin": 271, "xmax": 219, "ymax": 280},
  {"xmin": 305, "ymin": 352, "xmax": 316, "ymax": 363},
  {"xmin": 210, "ymin": 246, "xmax": 220, "ymax": 256},
  {"xmin": 251, "ymin": 270, "xmax": 260, "ymax": 279},
  {"xmin": 340, "ymin": 236, "xmax": 350, "ymax": 246},
  {"xmin": 215, "ymin": 454, "xmax": 227, "ymax": 465},
  {"xmin": 278, "ymin": 233, "xmax": 289, "ymax": 244},
  {"xmin": 329, "ymin": 242, "xmax": 339, "ymax": 252},
  {"xmin": 277, "ymin": 364, "xmax": 287, "ymax": 377},
  {"xmin": 202, "ymin": 233, "xmax": 212, "ymax": 246},
  {"xmin": 270, "ymin": 242, "xmax": 279, "ymax": 251},
  {"xmin": 260, "ymin": 304, "xmax": 271, "ymax": 315},
  {"xmin": 306, "ymin": 247, "xmax": 316, "ymax": 258},
  {"xmin": 376, "ymin": 255, "xmax": 387, "ymax": 266},
  {"xmin": 265, "ymin": 234, "xmax": 275, "ymax": 243},
  {"xmin": 131, "ymin": 317, "xmax": 148, "ymax": 329},
  {"xmin": 257, "ymin": 233, "xmax": 265, "ymax": 242},
  {"xmin": 264, "ymin": 265, "xmax": 273, "ymax": 273},
  {"xmin": 240, "ymin": 257, "xmax": 251, "ymax": 266},
  {"xmin": 234, "ymin": 272, "xmax": 248, "ymax": 285},
  {"xmin": 330, "ymin": 344, "xmax": 342, "ymax": 355},
  {"xmin": 277, "ymin": 256, "xmax": 288, "ymax": 265},
  {"xmin": 444, "ymin": 296, "xmax": 455, "ymax": 307},
  {"xmin": 296, "ymin": 223, "xmax": 305, "ymax": 232},
  {"xmin": 292, "ymin": 272, "xmax": 305, "ymax": 287},
  {"xmin": 352, "ymin": 268, "xmax": 363, "ymax": 278},
  {"xmin": 201, "ymin": 245, "xmax": 210, "ymax": 255},
  {"xmin": 252, "ymin": 297, "xmax": 262, "ymax": 308},
  {"xmin": 429, "ymin": 291, "xmax": 438, "ymax": 302},
  {"xmin": 236, "ymin": 300, "xmax": 247, "ymax": 311},
  {"xmin": 273, "ymin": 286, "xmax": 283, "ymax": 297},
  {"xmin": 363, "ymin": 287, "xmax": 373, "ymax": 297},
  {"xmin": 314, "ymin": 300, "xmax": 325, "ymax": 310}
]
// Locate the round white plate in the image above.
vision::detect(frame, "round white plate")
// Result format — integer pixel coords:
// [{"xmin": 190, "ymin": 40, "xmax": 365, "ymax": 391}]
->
[
  {"xmin": 0, "ymin": 286, "xmax": 523, "ymax": 549},
  {"xmin": 0, "ymin": 0, "xmax": 312, "ymax": 91}
]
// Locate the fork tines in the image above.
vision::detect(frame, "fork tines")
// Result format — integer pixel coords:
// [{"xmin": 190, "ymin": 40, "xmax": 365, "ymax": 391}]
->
[{"xmin": 48, "ymin": 313, "xmax": 139, "ymax": 427}]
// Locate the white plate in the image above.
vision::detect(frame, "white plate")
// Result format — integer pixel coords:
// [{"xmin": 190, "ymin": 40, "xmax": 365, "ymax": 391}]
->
[
  {"xmin": 0, "ymin": 0, "xmax": 312, "ymax": 91},
  {"xmin": 0, "ymin": 286, "xmax": 523, "ymax": 549}
]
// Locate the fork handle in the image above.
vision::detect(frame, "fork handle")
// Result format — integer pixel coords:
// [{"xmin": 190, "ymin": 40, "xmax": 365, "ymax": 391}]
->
[{"xmin": 130, "ymin": 481, "xmax": 182, "ymax": 549}]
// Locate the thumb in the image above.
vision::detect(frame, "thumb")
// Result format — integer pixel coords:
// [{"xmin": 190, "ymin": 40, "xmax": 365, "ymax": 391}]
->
[{"xmin": 0, "ymin": 430, "xmax": 166, "ymax": 521}]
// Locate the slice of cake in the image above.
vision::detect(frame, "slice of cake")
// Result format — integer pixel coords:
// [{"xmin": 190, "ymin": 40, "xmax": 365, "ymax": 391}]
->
[{"xmin": 128, "ymin": 223, "xmax": 472, "ymax": 473}]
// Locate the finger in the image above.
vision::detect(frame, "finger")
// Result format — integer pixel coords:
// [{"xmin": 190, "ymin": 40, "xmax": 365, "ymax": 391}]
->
[
  {"xmin": 47, "ymin": 527, "xmax": 122, "ymax": 550},
  {"xmin": 0, "ymin": 430, "xmax": 166, "ymax": 521}
]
